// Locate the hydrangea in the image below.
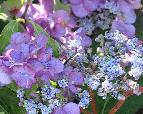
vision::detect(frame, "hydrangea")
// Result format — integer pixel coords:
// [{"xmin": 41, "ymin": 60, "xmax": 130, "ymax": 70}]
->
[
  {"xmin": 1, "ymin": 0, "xmax": 143, "ymax": 114},
  {"xmin": 89, "ymin": 30, "xmax": 143, "ymax": 99},
  {"xmin": 24, "ymin": 99, "xmax": 38, "ymax": 114},
  {"xmin": 98, "ymin": 57, "xmax": 125, "ymax": 79},
  {"xmin": 69, "ymin": 0, "xmax": 98, "ymax": 17},
  {"xmin": 17, "ymin": 88, "xmax": 25, "ymax": 105},
  {"xmin": 41, "ymin": 85, "xmax": 60, "ymax": 101},
  {"xmin": 53, "ymin": 102, "xmax": 80, "ymax": 114},
  {"xmin": 84, "ymin": 75, "xmax": 100, "ymax": 90},
  {"xmin": 58, "ymin": 79, "xmax": 68, "ymax": 88},
  {"xmin": 38, "ymin": 103, "xmax": 52, "ymax": 114},
  {"xmin": 78, "ymin": 90, "xmax": 90, "ymax": 109},
  {"xmin": 0, "ymin": 57, "xmax": 12, "ymax": 86},
  {"xmin": 57, "ymin": 66, "xmax": 84, "ymax": 93}
]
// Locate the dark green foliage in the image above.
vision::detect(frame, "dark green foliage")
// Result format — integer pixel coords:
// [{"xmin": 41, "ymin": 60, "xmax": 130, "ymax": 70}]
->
[{"xmin": 0, "ymin": 87, "xmax": 25, "ymax": 114}]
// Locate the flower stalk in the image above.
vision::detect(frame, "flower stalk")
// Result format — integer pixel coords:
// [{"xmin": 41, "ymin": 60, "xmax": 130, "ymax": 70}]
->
[{"xmin": 88, "ymin": 88, "xmax": 98, "ymax": 114}]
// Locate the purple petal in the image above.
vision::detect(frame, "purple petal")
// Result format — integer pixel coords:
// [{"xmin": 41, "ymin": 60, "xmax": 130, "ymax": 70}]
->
[
  {"xmin": 11, "ymin": 66, "xmax": 36, "ymax": 88},
  {"xmin": 35, "ymin": 34, "xmax": 48, "ymax": 48},
  {"xmin": 53, "ymin": 107, "xmax": 66, "ymax": 114},
  {"xmin": 77, "ymin": 29, "xmax": 92, "ymax": 47},
  {"xmin": 39, "ymin": 71, "xmax": 53, "ymax": 83},
  {"xmin": 47, "ymin": 58, "xmax": 64, "ymax": 74},
  {"xmin": 81, "ymin": 35, "xmax": 92, "ymax": 47},
  {"xmin": 69, "ymin": 71, "xmax": 84, "ymax": 85},
  {"xmin": 39, "ymin": 0, "xmax": 54, "ymax": 13},
  {"xmin": 0, "ymin": 64, "xmax": 12, "ymax": 86},
  {"xmin": 83, "ymin": 0, "xmax": 97, "ymax": 11},
  {"xmin": 64, "ymin": 67, "xmax": 73, "ymax": 75},
  {"xmin": 53, "ymin": 10, "xmax": 70, "ymax": 23},
  {"xmin": 63, "ymin": 102, "xmax": 80, "ymax": 114},
  {"xmin": 53, "ymin": 24, "xmax": 66, "ymax": 38},
  {"xmin": 128, "ymin": 0, "xmax": 142, "ymax": 9},
  {"xmin": 112, "ymin": 19, "xmax": 135, "ymax": 38},
  {"xmin": 26, "ymin": 24, "xmax": 34, "ymax": 36},
  {"xmin": 11, "ymin": 32, "xmax": 31, "ymax": 44},
  {"xmin": 69, "ymin": 84, "xmax": 78, "ymax": 93},
  {"xmin": 5, "ymin": 49, "xmax": 25, "ymax": 62},
  {"xmin": 27, "ymin": 59, "xmax": 44, "ymax": 73},
  {"xmin": 18, "ymin": 43, "xmax": 30, "ymax": 58},
  {"xmin": 118, "ymin": 0, "xmax": 136, "ymax": 24},
  {"xmin": 71, "ymin": 4, "xmax": 90, "ymax": 17},
  {"xmin": 69, "ymin": 0, "xmax": 82, "ymax": 5}
]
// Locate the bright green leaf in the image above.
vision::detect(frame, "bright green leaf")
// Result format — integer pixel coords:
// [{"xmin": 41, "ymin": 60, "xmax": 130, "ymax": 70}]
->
[
  {"xmin": 2, "ymin": 0, "xmax": 25, "ymax": 11},
  {"xmin": 0, "ymin": 13, "xmax": 8, "ymax": 21},
  {"xmin": 0, "ymin": 20, "xmax": 24, "ymax": 54},
  {"xmin": 54, "ymin": 0, "xmax": 70, "ymax": 11},
  {"xmin": 30, "ymin": 21, "xmax": 46, "ymax": 36},
  {"xmin": 47, "ymin": 37, "xmax": 60, "ymax": 57},
  {"xmin": 50, "ymin": 80, "xmax": 57, "ymax": 87},
  {"xmin": 0, "ymin": 112, "xmax": 5, "ymax": 114}
]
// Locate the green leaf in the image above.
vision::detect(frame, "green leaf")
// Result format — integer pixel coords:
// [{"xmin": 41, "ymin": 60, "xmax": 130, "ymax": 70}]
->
[
  {"xmin": 0, "ymin": 13, "xmax": 8, "ymax": 21},
  {"xmin": 0, "ymin": 0, "xmax": 6, "ymax": 4},
  {"xmin": 2, "ymin": 0, "xmax": 25, "ymax": 11},
  {"xmin": 54, "ymin": 0, "xmax": 70, "ymax": 11},
  {"xmin": 0, "ymin": 112, "xmax": 5, "ymax": 114},
  {"xmin": 47, "ymin": 37, "xmax": 60, "ymax": 57},
  {"xmin": 30, "ymin": 21, "xmax": 60, "ymax": 57},
  {"xmin": 116, "ymin": 95, "xmax": 143, "ymax": 114},
  {"xmin": 7, "ymin": 83, "xmax": 18, "ymax": 92},
  {"xmin": 0, "ymin": 20, "xmax": 24, "ymax": 54},
  {"xmin": 30, "ymin": 21, "xmax": 46, "ymax": 36},
  {"xmin": 135, "ymin": 11, "xmax": 143, "ymax": 39},
  {"xmin": 0, "ymin": 87, "xmax": 25, "ymax": 114},
  {"xmin": 50, "ymin": 80, "xmax": 57, "ymax": 87}
]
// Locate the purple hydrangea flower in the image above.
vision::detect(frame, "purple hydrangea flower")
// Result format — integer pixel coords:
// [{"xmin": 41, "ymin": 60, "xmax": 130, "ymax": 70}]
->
[
  {"xmin": 112, "ymin": 18, "xmax": 135, "ymax": 37},
  {"xmin": 49, "ymin": 10, "xmax": 76, "ymax": 38},
  {"xmin": 53, "ymin": 102, "xmax": 80, "ymax": 114},
  {"xmin": 11, "ymin": 65, "xmax": 36, "ymax": 88},
  {"xmin": 57, "ymin": 66, "xmax": 84, "ymax": 93},
  {"xmin": 0, "ymin": 57, "xmax": 12, "ymax": 86},
  {"xmin": 69, "ymin": 0, "xmax": 100, "ymax": 17},
  {"xmin": 60, "ymin": 28, "xmax": 92, "ymax": 51},
  {"xmin": 39, "ymin": 0, "xmax": 54, "ymax": 14},
  {"xmin": 37, "ymin": 50, "xmax": 64, "ymax": 83}
]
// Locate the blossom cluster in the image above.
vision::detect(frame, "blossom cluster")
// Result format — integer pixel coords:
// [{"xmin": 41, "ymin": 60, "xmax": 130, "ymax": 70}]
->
[
  {"xmin": 85, "ymin": 31, "xmax": 143, "ymax": 99},
  {"xmin": 0, "ymin": 0, "xmax": 142, "ymax": 114}
]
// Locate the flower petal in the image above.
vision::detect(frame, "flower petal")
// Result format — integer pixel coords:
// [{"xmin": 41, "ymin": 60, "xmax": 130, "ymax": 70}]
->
[
  {"xmin": 83, "ymin": 0, "xmax": 97, "ymax": 11},
  {"xmin": 71, "ymin": 4, "xmax": 90, "ymax": 17},
  {"xmin": 11, "ymin": 66, "xmax": 36, "ymax": 88},
  {"xmin": 112, "ymin": 19, "xmax": 135, "ymax": 38},
  {"xmin": 39, "ymin": 0, "xmax": 54, "ymax": 13},
  {"xmin": 69, "ymin": 0, "xmax": 82, "ymax": 5},
  {"xmin": 119, "ymin": 0, "xmax": 136, "ymax": 24},
  {"xmin": 63, "ymin": 102, "xmax": 80, "ymax": 114},
  {"xmin": 69, "ymin": 71, "xmax": 84, "ymax": 85},
  {"xmin": 0, "ymin": 64, "xmax": 12, "ymax": 86},
  {"xmin": 128, "ymin": 0, "xmax": 142, "ymax": 9},
  {"xmin": 47, "ymin": 58, "xmax": 64, "ymax": 74}
]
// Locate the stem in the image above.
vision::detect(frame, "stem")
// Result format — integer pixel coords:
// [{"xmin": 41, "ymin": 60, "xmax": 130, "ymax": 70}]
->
[
  {"xmin": 108, "ymin": 90, "xmax": 133, "ymax": 114},
  {"xmin": 64, "ymin": 53, "xmax": 78, "ymax": 65},
  {"xmin": 109, "ymin": 86, "xmax": 143, "ymax": 114},
  {"xmin": 108, "ymin": 99, "xmax": 126, "ymax": 114},
  {"xmin": 88, "ymin": 88, "xmax": 98, "ymax": 114},
  {"xmin": 101, "ymin": 98, "xmax": 109, "ymax": 114},
  {"xmin": 80, "ymin": 108, "xmax": 90, "ymax": 114}
]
